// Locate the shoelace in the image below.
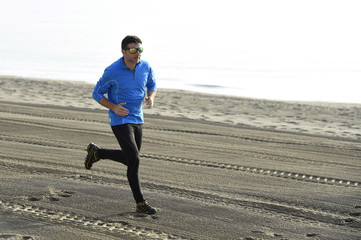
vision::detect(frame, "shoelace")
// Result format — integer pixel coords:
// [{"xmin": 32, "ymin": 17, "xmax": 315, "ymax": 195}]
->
[{"xmin": 137, "ymin": 202, "xmax": 151, "ymax": 211}]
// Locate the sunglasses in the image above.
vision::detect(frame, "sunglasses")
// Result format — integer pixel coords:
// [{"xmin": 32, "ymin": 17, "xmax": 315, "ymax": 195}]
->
[{"xmin": 126, "ymin": 47, "xmax": 144, "ymax": 54}]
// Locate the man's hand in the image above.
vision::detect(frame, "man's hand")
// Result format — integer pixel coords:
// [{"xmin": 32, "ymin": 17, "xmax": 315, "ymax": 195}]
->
[
  {"xmin": 145, "ymin": 97, "xmax": 154, "ymax": 109},
  {"xmin": 145, "ymin": 90, "xmax": 156, "ymax": 109},
  {"xmin": 98, "ymin": 98, "xmax": 129, "ymax": 116},
  {"xmin": 112, "ymin": 102, "xmax": 129, "ymax": 116}
]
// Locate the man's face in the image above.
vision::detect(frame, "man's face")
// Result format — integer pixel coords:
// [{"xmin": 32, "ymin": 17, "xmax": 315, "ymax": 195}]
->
[{"xmin": 122, "ymin": 42, "xmax": 142, "ymax": 65}]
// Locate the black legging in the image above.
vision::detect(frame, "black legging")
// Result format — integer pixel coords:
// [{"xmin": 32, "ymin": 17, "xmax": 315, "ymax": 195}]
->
[{"xmin": 97, "ymin": 123, "xmax": 144, "ymax": 203}]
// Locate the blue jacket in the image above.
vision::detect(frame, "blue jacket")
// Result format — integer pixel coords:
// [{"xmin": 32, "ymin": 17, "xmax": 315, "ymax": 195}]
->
[{"xmin": 93, "ymin": 57, "xmax": 157, "ymax": 125}]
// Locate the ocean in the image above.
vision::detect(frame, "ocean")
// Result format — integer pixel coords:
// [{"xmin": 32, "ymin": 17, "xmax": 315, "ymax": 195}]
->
[{"xmin": 1, "ymin": 0, "xmax": 360, "ymax": 103}]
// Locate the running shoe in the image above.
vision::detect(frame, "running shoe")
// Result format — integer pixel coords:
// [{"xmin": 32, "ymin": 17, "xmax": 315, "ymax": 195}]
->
[
  {"xmin": 136, "ymin": 201, "xmax": 157, "ymax": 214},
  {"xmin": 84, "ymin": 143, "xmax": 100, "ymax": 170}
]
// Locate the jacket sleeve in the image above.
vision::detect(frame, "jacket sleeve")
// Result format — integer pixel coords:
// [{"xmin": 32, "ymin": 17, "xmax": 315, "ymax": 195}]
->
[
  {"xmin": 92, "ymin": 69, "xmax": 111, "ymax": 102},
  {"xmin": 146, "ymin": 67, "xmax": 157, "ymax": 92}
]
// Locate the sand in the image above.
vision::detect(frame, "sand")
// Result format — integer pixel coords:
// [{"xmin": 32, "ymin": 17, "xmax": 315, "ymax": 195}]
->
[{"xmin": 0, "ymin": 76, "xmax": 360, "ymax": 240}]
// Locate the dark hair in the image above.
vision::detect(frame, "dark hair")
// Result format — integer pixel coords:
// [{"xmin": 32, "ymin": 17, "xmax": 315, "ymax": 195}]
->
[{"xmin": 121, "ymin": 35, "xmax": 142, "ymax": 50}]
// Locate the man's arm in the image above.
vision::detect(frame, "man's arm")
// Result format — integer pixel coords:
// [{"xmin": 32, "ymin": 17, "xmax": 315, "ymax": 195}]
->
[{"xmin": 98, "ymin": 97, "xmax": 129, "ymax": 116}]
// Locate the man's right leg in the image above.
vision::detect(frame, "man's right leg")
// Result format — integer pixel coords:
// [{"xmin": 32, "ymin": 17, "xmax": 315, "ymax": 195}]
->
[
  {"xmin": 97, "ymin": 148, "xmax": 128, "ymax": 165},
  {"xmin": 85, "ymin": 125, "xmax": 142, "ymax": 195},
  {"xmin": 84, "ymin": 142, "xmax": 128, "ymax": 170}
]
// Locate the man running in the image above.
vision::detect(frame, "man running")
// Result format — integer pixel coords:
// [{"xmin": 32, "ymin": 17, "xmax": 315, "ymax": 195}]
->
[{"xmin": 85, "ymin": 35, "xmax": 157, "ymax": 214}]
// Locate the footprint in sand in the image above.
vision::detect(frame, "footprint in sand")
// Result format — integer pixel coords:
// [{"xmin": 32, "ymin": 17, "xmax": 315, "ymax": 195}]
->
[
  {"xmin": 27, "ymin": 197, "xmax": 41, "ymax": 202},
  {"xmin": 117, "ymin": 212, "xmax": 158, "ymax": 220},
  {"xmin": 247, "ymin": 230, "xmax": 283, "ymax": 239},
  {"xmin": 0, "ymin": 234, "xmax": 34, "ymax": 240},
  {"xmin": 350, "ymin": 206, "xmax": 361, "ymax": 217},
  {"xmin": 26, "ymin": 189, "xmax": 75, "ymax": 202}
]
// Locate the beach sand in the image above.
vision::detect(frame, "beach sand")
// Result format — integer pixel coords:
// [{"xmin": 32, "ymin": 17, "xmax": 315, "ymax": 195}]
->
[{"xmin": 0, "ymin": 76, "xmax": 360, "ymax": 239}]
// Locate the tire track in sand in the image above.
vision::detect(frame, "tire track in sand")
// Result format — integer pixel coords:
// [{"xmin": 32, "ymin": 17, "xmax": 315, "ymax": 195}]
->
[
  {"xmin": 1, "ymin": 109, "xmax": 361, "ymax": 153},
  {"xmin": 0, "ymin": 200, "xmax": 190, "ymax": 240},
  {"xmin": 1, "ymin": 154, "xmax": 360, "ymax": 229},
  {"xmin": 1, "ymin": 134, "xmax": 360, "ymax": 188}
]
